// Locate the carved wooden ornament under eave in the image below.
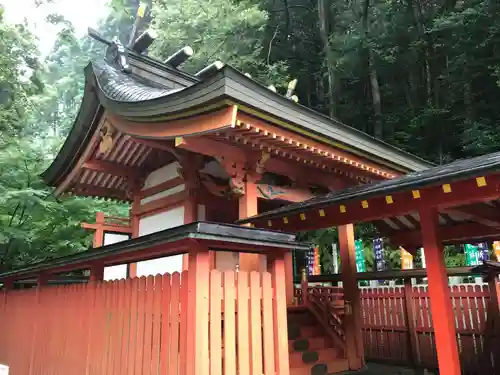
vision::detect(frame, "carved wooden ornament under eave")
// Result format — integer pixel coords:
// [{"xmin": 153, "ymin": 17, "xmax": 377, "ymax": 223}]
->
[{"xmin": 99, "ymin": 122, "xmax": 115, "ymax": 154}]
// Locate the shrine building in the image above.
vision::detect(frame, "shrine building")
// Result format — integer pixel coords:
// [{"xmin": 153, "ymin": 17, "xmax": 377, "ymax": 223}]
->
[
  {"xmin": 41, "ymin": 32, "xmax": 431, "ymax": 281},
  {"xmin": 3, "ymin": 30, "xmax": 492, "ymax": 375}
]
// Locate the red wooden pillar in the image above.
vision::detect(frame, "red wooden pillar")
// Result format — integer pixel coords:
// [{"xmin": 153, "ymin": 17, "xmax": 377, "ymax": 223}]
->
[
  {"xmin": 92, "ymin": 212, "xmax": 105, "ymax": 248},
  {"xmin": 186, "ymin": 244, "xmax": 211, "ymax": 375},
  {"xmin": 338, "ymin": 224, "xmax": 364, "ymax": 370},
  {"xmin": 284, "ymin": 251, "xmax": 294, "ymax": 306},
  {"xmin": 270, "ymin": 252, "xmax": 291, "ymax": 375},
  {"xmin": 420, "ymin": 207, "xmax": 461, "ymax": 375},
  {"xmin": 238, "ymin": 174, "xmax": 262, "ymax": 272},
  {"xmin": 89, "ymin": 262, "xmax": 105, "ymax": 282},
  {"xmin": 128, "ymin": 198, "xmax": 140, "ymax": 278},
  {"xmin": 182, "ymin": 159, "xmax": 201, "ymax": 271}
]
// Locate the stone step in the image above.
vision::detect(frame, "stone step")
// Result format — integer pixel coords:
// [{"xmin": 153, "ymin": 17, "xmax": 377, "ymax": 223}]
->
[
  {"xmin": 289, "ymin": 347, "xmax": 339, "ymax": 368},
  {"xmin": 290, "ymin": 358, "xmax": 350, "ymax": 375},
  {"xmin": 288, "ymin": 336, "xmax": 330, "ymax": 352}
]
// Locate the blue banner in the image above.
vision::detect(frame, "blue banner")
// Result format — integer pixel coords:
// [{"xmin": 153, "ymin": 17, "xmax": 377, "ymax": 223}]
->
[{"xmin": 373, "ymin": 238, "xmax": 385, "ymax": 271}]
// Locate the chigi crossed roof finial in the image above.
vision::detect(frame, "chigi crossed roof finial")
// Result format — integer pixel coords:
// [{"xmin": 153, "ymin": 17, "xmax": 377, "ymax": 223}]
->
[{"xmin": 88, "ymin": 27, "xmax": 132, "ymax": 74}]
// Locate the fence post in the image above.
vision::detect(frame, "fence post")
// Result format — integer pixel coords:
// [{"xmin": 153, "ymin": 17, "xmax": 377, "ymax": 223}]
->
[
  {"xmin": 403, "ymin": 279, "xmax": 419, "ymax": 365},
  {"xmin": 301, "ymin": 267, "xmax": 308, "ymax": 306}
]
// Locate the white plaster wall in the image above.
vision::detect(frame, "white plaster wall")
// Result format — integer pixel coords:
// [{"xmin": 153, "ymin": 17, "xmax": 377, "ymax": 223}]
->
[
  {"xmin": 137, "ymin": 206, "xmax": 185, "ymax": 276},
  {"xmin": 0, "ymin": 364, "xmax": 8, "ymax": 375},
  {"xmin": 138, "ymin": 206, "xmax": 185, "ymax": 236},
  {"xmin": 143, "ymin": 162, "xmax": 180, "ymax": 189},
  {"xmin": 103, "ymin": 232, "xmax": 129, "ymax": 281},
  {"xmin": 140, "ymin": 184, "xmax": 185, "ymax": 205}
]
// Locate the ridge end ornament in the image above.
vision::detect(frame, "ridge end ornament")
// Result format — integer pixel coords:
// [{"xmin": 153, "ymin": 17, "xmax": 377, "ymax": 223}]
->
[
  {"xmin": 87, "ymin": 28, "xmax": 131, "ymax": 74},
  {"xmin": 256, "ymin": 151, "xmax": 271, "ymax": 174}
]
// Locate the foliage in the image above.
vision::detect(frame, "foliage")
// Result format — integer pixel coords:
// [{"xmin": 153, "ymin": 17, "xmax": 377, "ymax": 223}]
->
[{"xmin": 151, "ymin": 0, "xmax": 289, "ymax": 85}]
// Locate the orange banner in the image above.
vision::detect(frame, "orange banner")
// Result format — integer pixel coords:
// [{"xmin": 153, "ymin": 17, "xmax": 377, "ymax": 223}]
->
[
  {"xmin": 313, "ymin": 247, "xmax": 321, "ymax": 275},
  {"xmin": 400, "ymin": 247, "xmax": 414, "ymax": 270},
  {"xmin": 493, "ymin": 241, "xmax": 500, "ymax": 262}
]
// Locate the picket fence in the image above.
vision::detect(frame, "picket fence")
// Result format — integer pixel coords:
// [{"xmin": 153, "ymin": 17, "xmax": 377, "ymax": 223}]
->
[{"xmin": 0, "ymin": 270, "xmax": 288, "ymax": 375}]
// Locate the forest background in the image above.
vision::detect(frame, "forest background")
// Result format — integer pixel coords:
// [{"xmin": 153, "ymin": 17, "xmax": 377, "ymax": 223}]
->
[{"xmin": 0, "ymin": 0, "xmax": 499, "ymax": 273}]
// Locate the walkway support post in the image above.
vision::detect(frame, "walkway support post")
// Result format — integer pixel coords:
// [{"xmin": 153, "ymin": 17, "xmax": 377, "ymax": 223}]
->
[
  {"xmin": 338, "ymin": 224, "xmax": 364, "ymax": 370},
  {"xmin": 419, "ymin": 207, "xmax": 461, "ymax": 375}
]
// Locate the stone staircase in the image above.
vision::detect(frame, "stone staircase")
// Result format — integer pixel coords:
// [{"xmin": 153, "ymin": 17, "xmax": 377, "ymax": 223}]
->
[{"xmin": 288, "ymin": 306, "xmax": 349, "ymax": 375}]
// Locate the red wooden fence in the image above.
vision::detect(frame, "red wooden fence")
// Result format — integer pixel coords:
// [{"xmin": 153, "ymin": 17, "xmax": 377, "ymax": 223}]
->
[
  {"xmin": 0, "ymin": 270, "xmax": 289, "ymax": 375},
  {"xmin": 360, "ymin": 284, "xmax": 495, "ymax": 374}
]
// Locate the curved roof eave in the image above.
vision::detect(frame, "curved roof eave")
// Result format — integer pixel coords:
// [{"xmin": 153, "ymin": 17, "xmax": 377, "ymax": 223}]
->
[
  {"xmin": 41, "ymin": 80, "xmax": 103, "ymax": 187},
  {"xmin": 42, "ymin": 59, "xmax": 433, "ymax": 188},
  {"xmin": 88, "ymin": 62, "xmax": 433, "ymax": 173}
]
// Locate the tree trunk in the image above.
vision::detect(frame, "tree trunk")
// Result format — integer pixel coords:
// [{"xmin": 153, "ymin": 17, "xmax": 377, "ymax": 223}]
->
[
  {"xmin": 317, "ymin": 0, "xmax": 337, "ymax": 117},
  {"xmin": 362, "ymin": 0, "xmax": 383, "ymax": 139}
]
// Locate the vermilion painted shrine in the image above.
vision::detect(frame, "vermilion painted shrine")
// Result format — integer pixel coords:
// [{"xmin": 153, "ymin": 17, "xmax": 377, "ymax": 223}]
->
[{"xmin": 0, "ymin": 28, "xmax": 499, "ymax": 375}]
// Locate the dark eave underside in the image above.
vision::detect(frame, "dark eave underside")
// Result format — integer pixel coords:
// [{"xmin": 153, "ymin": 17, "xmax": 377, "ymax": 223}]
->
[
  {"xmin": 0, "ymin": 222, "xmax": 311, "ymax": 281},
  {"xmin": 237, "ymin": 151, "xmax": 500, "ymax": 223}
]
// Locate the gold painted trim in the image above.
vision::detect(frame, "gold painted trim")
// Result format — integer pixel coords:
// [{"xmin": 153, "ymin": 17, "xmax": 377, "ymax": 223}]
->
[
  {"xmin": 442, "ymin": 184, "xmax": 452, "ymax": 193},
  {"xmin": 476, "ymin": 176, "xmax": 487, "ymax": 187}
]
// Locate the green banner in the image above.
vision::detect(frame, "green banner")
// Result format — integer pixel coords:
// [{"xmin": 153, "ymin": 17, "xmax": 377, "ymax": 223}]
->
[
  {"xmin": 355, "ymin": 239, "xmax": 366, "ymax": 272},
  {"xmin": 464, "ymin": 244, "xmax": 480, "ymax": 266}
]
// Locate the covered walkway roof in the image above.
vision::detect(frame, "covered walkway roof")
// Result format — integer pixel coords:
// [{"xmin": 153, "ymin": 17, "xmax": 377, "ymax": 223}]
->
[{"xmin": 238, "ymin": 151, "xmax": 500, "ymax": 249}]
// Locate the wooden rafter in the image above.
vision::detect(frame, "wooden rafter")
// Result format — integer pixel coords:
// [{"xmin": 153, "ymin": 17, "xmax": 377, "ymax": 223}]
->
[
  {"xmin": 445, "ymin": 203, "xmax": 500, "ymax": 227},
  {"xmin": 235, "ymin": 112, "xmax": 399, "ymax": 179},
  {"xmin": 216, "ymin": 132, "xmax": 373, "ymax": 183},
  {"xmin": 82, "ymin": 159, "xmax": 142, "ymax": 179},
  {"xmin": 72, "ymin": 184, "xmax": 130, "ymax": 201}
]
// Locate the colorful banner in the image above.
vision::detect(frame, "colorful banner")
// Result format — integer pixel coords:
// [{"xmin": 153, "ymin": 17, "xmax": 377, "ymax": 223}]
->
[
  {"xmin": 354, "ymin": 239, "xmax": 366, "ymax": 272},
  {"xmin": 464, "ymin": 243, "xmax": 489, "ymax": 266},
  {"xmin": 494, "ymin": 241, "xmax": 500, "ymax": 262},
  {"xmin": 306, "ymin": 248, "xmax": 315, "ymax": 275},
  {"xmin": 312, "ymin": 247, "xmax": 321, "ymax": 275},
  {"xmin": 477, "ymin": 242, "xmax": 489, "ymax": 262},
  {"xmin": 373, "ymin": 238, "xmax": 385, "ymax": 271},
  {"xmin": 401, "ymin": 247, "xmax": 414, "ymax": 270}
]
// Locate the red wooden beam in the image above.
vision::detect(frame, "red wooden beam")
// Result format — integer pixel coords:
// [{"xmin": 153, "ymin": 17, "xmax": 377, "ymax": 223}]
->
[
  {"xmin": 81, "ymin": 223, "xmax": 132, "ymax": 234},
  {"xmin": 82, "ymin": 159, "xmax": 142, "ymax": 179},
  {"xmin": 107, "ymin": 105, "xmax": 237, "ymax": 138},
  {"xmin": 254, "ymin": 173, "xmax": 500, "ymax": 232},
  {"xmin": 256, "ymin": 184, "xmax": 314, "ymax": 202},
  {"xmin": 388, "ymin": 222, "xmax": 500, "ymax": 247},
  {"xmin": 175, "ymin": 136, "xmax": 350, "ymax": 190}
]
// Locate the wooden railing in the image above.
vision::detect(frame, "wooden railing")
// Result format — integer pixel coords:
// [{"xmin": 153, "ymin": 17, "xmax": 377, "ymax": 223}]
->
[
  {"xmin": 296, "ymin": 280, "xmax": 500, "ymax": 375},
  {"xmin": 295, "ymin": 270, "xmax": 347, "ymax": 354}
]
